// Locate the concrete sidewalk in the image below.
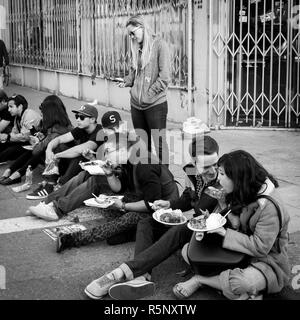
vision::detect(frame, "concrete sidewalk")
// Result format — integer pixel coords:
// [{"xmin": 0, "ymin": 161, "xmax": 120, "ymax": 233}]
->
[{"xmin": 0, "ymin": 83, "xmax": 300, "ymax": 300}]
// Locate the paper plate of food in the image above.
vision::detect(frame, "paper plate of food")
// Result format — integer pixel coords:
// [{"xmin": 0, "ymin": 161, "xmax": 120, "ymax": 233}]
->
[
  {"xmin": 152, "ymin": 209, "xmax": 187, "ymax": 226},
  {"xmin": 187, "ymin": 213, "xmax": 226, "ymax": 232},
  {"xmin": 84, "ymin": 194, "xmax": 124, "ymax": 209},
  {"xmin": 80, "ymin": 160, "xmax": 106, "ymax": 175},
  {"xmin": 22, "ymin": 145, "xmax": 34, "ymax": 151}
]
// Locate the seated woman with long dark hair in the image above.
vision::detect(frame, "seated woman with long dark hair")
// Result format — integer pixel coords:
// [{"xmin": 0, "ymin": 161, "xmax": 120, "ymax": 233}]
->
[
  {"xmin": 172, "ymin": 150, "xmax": 290, "ymax": 300},
  {"xmin": 0, "ymin": 95, "xmax": 72, "ymax": 185}
]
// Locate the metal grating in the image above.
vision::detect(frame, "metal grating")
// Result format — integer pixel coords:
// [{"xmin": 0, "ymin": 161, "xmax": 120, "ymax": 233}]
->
[
  {"xmin": 8, "ymin": 0, "xmax": 189, "ymax": 88},
  {"xmin": 208, "ymin": 0, "xmax": 300, "ymax": 128}
]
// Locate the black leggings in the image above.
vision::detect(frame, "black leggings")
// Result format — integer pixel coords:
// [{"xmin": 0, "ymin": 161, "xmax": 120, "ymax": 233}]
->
[
  {"xmin": 9, "ymin": 150, "xmax": 45, "ymax": 177},
  {"xmin": 0, "ymin": 142, "xmax": 27, "ymax": 162}
]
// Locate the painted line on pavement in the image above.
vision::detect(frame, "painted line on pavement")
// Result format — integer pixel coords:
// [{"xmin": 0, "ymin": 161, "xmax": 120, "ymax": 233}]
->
[
  {"xmin": 0, "ymin": 216, "xmax": 72, "ymax": 235},
  {"xmin": 0, "ymin": 212, "xmax": 103, "ymax": 235}
]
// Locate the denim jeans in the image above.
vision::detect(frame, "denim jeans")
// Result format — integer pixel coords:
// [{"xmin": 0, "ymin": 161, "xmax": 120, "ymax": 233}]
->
[
  {"xmin": 131, "ymin": 101, "xmax": 169, "ymax": 165},
  {"xmin": 46, "ymin": 170, "xmax": 109, "ymax": 218},
  {"xmin": 134, "ymin": 216, "xmax": 169, "ymax": 257},
  {"xmin": 125, "ymin": 222, "xmax": 193, "ymax": 278},
  {"xmin": 58, "ymin": 156, "xmax": 86, "ymax": 185}
]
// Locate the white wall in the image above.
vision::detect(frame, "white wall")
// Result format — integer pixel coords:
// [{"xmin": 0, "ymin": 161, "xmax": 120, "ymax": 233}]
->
[{"xmin": 9, "ymin": 64, "xmax": 190, "ymax": 123}]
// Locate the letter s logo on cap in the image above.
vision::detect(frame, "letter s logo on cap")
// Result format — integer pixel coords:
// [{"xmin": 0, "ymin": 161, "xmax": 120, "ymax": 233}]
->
[{"xmin": 109, "ymin": 115, "xmax": 116, "ymax": 123}]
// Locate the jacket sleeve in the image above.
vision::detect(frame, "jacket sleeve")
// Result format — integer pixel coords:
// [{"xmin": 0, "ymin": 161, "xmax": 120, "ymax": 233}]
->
[
  {"xmin": 136, "ymin": 164, "xmax": 163, "ymax": 206},
  {"xmin": 170, "ymin": 187, "xmax": 194, "ymax": 212},
  {"xmin": 222, "ymin": 202, "xmax": 281, "ymax": 257},
  {"xmin": 147, "ymin": 40, "xmax": 171, "ymax": 96}
]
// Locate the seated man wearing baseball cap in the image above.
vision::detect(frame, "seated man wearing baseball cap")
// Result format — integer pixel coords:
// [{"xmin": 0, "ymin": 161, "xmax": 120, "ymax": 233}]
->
[
  {"xmin": 26, "ymin": 104, "xmax": 104, "ymax": 200},
  {"xmin": 26, "ymin": 110, "xmax": 126, "ymax": 211}
]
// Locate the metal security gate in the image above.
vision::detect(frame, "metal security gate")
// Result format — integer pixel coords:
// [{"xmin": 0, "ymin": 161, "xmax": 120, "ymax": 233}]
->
[{"xmin": 208, "ymin": 0, "xmax": 300, "ymax": 128}]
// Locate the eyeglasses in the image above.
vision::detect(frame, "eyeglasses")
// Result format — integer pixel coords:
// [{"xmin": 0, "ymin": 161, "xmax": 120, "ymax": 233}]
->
[
  {"xmin": 128, "ymin": 26, "xmax": 140, "ymax": 38},
  {"xmin": 75, "ymin": 114, "xmax": 90, "ymax": 121}
]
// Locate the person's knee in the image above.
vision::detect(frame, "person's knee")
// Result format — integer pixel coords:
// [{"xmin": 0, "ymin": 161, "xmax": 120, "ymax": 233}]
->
[
  {"xmin": 220, "ymin": 267, "xmax": 266, "ymax": 299},
  {"xmin": 136, "ymin": 217, "xmax": 153, "ymax": 232}
]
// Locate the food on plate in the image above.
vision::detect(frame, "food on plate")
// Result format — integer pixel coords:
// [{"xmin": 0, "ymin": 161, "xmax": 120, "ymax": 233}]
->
[
  {"xmin": 206, "ymin": 213, "xmax": 223, "ymax": 229},
  {"xmin": 159, "ymin": 210, "xmax": 183, "ymax": 224},
  {"xmin": 82, "ymin": 161, "xmax": 101, "ymax": 166},
  {"xmin": 189, "ymin": 212, "xmax": 223, "ymax": 230},
  {"xmin": 95, "ymin": 195, "xmax": 113, "ymax": 205}
]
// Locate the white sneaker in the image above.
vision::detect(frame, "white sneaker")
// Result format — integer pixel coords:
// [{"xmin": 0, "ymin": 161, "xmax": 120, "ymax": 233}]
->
[
  {"xmin": 85, "ymin": 274, "xmax": 120, "ymax": 300},
  {"xmin": 108, "ymin": 277, "xmax": 155, "ymax": 300},
  {"xmin": 29, "ymin": 202, "xmax": 59, "ymax": 221}
]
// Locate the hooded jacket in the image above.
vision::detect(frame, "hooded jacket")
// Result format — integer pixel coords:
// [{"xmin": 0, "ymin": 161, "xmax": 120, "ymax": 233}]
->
[
  {"xmin": 124, "ymin": 36, "xmax": 170, "ymax": 110},
  {"xmin": 222, "ymin": 179, "xmax": 291, "ymax": 294}
]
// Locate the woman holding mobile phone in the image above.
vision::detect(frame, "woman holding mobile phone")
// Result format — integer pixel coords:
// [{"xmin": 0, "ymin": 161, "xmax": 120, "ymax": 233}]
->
[{"xmin": 118, "ymin": 15, "xmax": 171, "ymax": 166}]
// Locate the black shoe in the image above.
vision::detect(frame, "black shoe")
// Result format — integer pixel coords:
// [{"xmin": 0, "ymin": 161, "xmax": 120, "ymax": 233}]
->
[
  {"xmin": 26, "ymin": 182, "xmax": 54, "ymax": 200},
  {"xmin": 0, "ymin": 177, "xmax": 22, "ymax": 185},
  {"xmin": 56, "ymin": 233, "xmax": 76, "ymax": 253}
]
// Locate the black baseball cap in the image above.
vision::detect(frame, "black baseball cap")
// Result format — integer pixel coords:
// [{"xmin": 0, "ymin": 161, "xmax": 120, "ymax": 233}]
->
[
  {"xmin": 101, "ymin": 111, "xmax": 122, "ymax": 129},
  {"xmin": 72, "ymin": 104, "xmax": 98, "ymax": 119}
]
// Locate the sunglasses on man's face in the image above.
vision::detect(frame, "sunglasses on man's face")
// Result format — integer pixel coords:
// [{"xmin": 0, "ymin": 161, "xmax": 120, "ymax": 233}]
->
[{"xmin": 75, "ymin": 114, "xmax": 90, "ymax": 121}]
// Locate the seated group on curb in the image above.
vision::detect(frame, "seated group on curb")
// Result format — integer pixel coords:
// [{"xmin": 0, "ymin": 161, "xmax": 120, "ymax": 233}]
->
[{"xmin": 0, "ymin": 89, "xmax": 291, "ymax": 301}]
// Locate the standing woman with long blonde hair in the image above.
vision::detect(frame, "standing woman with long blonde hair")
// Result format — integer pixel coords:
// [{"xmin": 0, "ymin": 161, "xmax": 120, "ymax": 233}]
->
[{"xmin": 118, "ymin": 15, "xmax": 170, "ymax": 165}]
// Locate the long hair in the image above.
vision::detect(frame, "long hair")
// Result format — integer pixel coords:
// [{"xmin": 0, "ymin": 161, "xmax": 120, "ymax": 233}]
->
[
  {"xmin": 218, "ymin": 150, "xmax": 279, "ymax": 208},
  {"xmin": 40, "ymin": 95, "xmax": 72, "ymax": 131},
  {"xmin": 126, "ymin": 15, "xmax": 155, "ymax": 70}
]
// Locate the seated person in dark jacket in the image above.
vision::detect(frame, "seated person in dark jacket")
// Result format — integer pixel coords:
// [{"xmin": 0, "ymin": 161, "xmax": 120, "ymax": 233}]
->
[
  {"xmin": 28, "ymin": 129, "xmax": 179, "ymax": 253},
  {"xmin": 84, "ymin": 135, "xmax": 231, "ymax": 300}
]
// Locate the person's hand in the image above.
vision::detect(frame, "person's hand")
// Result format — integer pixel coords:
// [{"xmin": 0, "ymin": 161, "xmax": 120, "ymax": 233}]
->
[
  {"xmin": 0, "ymin": 133, "xmax": 8, "ymax": 142},
  {"xmin": 207, "ymin": 227, "xmax": 226, "ymax": 237},
  {"xmin": 152, "ymin": 200, "xmax": 170, "ymax": 211},
  {"xmin": 102, "ymin": 160, "xmax": 114, "ymax": 176},
  {"xmin": 29, "ymin": 135, "xmax": 39, "ymax": 146},
  {"xmin": 117, "ymin": 81, "xmax": 126, "ymax": 88},
  {"xmin": 82, "ymin": 149, "xmax": 96, "ymax": 161},
  {"xmin": 111, "ymin": 199, "xmax": 123, "ymax": 210},
  {"xmin": 35, "ymin": 132, "xmax": 45, "ymax": 141},
  {"xmin": 195, "ymin": 232, "xmax": 205, "ymax": 241}
]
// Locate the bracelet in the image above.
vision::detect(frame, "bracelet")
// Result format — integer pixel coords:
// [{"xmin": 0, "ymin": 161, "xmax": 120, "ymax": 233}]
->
[{"xmin": 106, "ymin": 172, "xmax": 114, "ymax": 177}]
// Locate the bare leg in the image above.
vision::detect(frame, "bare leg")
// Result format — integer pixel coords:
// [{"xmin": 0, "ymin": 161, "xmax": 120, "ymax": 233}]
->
[{"xmin": 173, "ymin": 274, "xmax": 222, "ymax": 299}]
